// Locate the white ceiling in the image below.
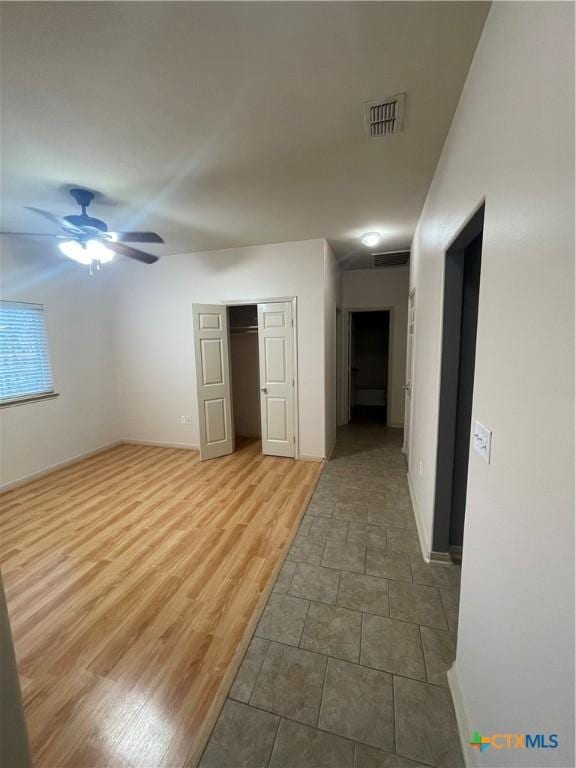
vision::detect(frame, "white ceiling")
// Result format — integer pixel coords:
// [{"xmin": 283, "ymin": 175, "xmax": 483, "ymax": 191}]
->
[{"xmin": 1, "ymin": 2, "xmax": 489, "ymax": 268}]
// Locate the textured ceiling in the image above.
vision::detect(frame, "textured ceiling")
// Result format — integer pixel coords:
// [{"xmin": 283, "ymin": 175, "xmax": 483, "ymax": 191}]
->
[{"xmin": 1, "ymin": 2, "xmax": 489, "ymax": 268}]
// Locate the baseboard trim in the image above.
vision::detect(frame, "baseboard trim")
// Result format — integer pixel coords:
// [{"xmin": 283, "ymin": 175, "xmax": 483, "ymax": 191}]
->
[
  {"xmin": 430, "ymin": 550, "xmax": 454, "ymax": 565},
  {"xmin": 123, "ymin": 439, "xmax": 200, "ymax": 451},
  {"xmin": 298, "ymin": 454, "xmax": 325, "ymax": 463},
  {"xmin": 407, "ymin": 471, "xmax": 431, "ymax": 563},
  {"xmin": 0, "ymin": 440, "xmax": 123, "ymax": 493},
  {"xmin": 447, "ymin": 664, "xmax": 475, "ymax": 767}
]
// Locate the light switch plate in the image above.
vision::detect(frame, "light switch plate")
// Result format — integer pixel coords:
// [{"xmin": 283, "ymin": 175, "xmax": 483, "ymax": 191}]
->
[{"xmin": 473, "ymin": 421, "xmax": 492, "ymax": 463}]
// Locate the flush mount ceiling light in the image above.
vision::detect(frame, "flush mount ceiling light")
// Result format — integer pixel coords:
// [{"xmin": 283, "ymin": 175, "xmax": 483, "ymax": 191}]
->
[{"xmin": 361, "ymin": 232, "xmax": 381, "ymax": 248}]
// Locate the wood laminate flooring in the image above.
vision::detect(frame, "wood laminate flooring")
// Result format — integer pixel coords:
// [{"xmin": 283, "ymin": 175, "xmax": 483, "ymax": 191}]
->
[{"xmin": 0, "ymin": 439, "xmax": 321, "ymax": 767}]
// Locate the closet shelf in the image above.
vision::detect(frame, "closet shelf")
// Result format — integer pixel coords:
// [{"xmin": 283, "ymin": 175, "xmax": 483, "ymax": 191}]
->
[{"xmin": 230, "ymin": 325, "xmax": 258, "ymax": 333}]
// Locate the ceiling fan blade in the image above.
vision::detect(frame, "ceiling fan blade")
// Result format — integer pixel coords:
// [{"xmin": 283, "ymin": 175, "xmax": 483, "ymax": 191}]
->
[
  {"xmin": 0, "ymin": 232, "xmax": 60, "ymax": 237},
  {"xmin": 107, "ymin": 241, "xmax": 159, "ymax": 264},
  {"xmin": 25, "ymin": 207, "xmax": 82, "ymax": 234},
  {"xmin": 106, "ymin": 231, "xmax": 164, "ymax": 244}
]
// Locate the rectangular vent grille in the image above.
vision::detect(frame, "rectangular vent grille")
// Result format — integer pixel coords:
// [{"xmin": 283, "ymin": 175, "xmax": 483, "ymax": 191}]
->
[
  {"xmin": 373, "ymin": 251, "xmax": 410, "ymax": 268},
  {"xmin": 364, "ymin": 93, "xmax": 406, "ymax": 137}
]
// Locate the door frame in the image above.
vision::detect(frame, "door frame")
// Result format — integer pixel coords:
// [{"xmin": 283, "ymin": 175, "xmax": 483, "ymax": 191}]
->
[
  {"xmin": 222, "ymin": 296, "xmax": 299, "ymax": 458},
  {"xmin": 402, "ymin": 289, "xmax": 416, "ymax": 458},
  {"xmin": 343, "ymin": 307, "xmax": 395, "ymax": 427},
  {"xmin": 432, "ymin": 203, "xmax": 485, "ymax": 554}
]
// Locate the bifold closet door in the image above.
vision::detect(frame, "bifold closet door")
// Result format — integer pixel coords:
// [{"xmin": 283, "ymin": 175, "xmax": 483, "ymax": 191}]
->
[
  {"xmin": 192, "ymin": 304, "xmax": 234, "ymax": 460},
  {"xmin": 258, "ymin": 302, "xmax": 295, "ymax": 457}
]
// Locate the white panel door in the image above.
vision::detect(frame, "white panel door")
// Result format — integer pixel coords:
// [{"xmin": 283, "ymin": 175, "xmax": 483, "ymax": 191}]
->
[
  {"xmin": 258, "ymin": 302, "xmax": 295, "ymax": 457},
  {"xmin": 193, "ymin": 304, "xmax": 234, "ymax": 460}
]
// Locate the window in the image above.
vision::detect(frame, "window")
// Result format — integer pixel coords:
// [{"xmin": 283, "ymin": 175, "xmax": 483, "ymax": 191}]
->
[{"xmin": 0, "ymin": 301, "xmax": 55, "ymax": 405}]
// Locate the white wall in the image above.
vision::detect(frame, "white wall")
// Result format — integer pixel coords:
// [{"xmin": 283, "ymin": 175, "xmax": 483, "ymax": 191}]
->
[
  {"xmin": 0, "ymin": 240, "xmax": 120, "ymax": 488},
  {"xmin": 114, "ymin": 239, "xmax": 328, "ymax": 459},
  {"xmin": 324, "ymin": 242, "xmax": 340, "ymax": 456},
  {"xmin": 342, "ymin": 266, "xmax": 409, "ymax": 427},
  {"xmin": 408, "ymin": 3, "xmax": 574, "ymax": 766}
]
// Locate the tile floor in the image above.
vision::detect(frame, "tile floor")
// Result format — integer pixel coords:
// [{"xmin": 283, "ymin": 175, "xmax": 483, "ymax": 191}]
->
[{"xmin": 200, "ymin": 424, "xmax": 464, "ymax": 768}]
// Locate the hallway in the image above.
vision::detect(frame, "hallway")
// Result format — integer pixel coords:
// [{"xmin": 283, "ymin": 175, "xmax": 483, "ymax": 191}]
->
[{"xmin": 200, "ymin": 425, "xmax": 463, "ymax": 767}]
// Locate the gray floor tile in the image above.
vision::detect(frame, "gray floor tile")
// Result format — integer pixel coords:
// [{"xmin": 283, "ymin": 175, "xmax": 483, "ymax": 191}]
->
[
  {"xmin": 389, "ymin": 581, "xmax": 448, "ymax": 629},
  {"xmin": 306, "ymin": 497, "xmax": 336, "ymax": 518},
  {"xmin": 199, "ymin": 700, "xmax": 279, "ymax": 768},
  {"xmin": 420, "ymin": 626, "xmax": 456, "ymax": 687},
  {"xmin": 309, "ymin": 516, "xmax": 349, "ymax": 542},
  {"xmin": 289, "ymin": 562, "xmax": 341, "ymax": 604},
  {"xmin": 386, "ymin": 528, "xmax": 422, "ymax": 555},
  {"xmin": 322, "ymin": 540, "xmax": 366, "ymax": 574},
  {"xmin": 411, "ymin": 560, "xmax": 461, "ymax": 591},
  {"xmin": 394, "ymin": 675, "xmax": 464, "ymax": 767},
  {"xmin": 366, "ymin": 547, "xmax": 412, "ymax": 582},
  {"xmin": 301, "ymin": 602, "xmax": 361, "ymax": 662},
  {"xmin": 229, "ymin": 637, "xmax": 270, "ymax": 703},
  {"xmin": 269, "ymin": 718, "xmax": 354, "ymax": 768},
  {"xmin": 288, "ymin": 536, "xmax": 325, "ymax": 565},
  {"xmin": 347, "ymin": 523, "xmax": 387, "ymax": 548},
  {"xmin": 354, "ymin": 744, "xmax": 427, "ymax": 768},
  {"xmin": 361, "ymin": 614, "xmax": 426, "ymax": 680},
  {"xmin": 299, "ymin": 516, "xmax": 314, "ymax": 536},
  {"xmin": 255, "ymin": 593, "xmax": 309, "ymax": 645},
  {"xmin": 368, "ymin": 509, "xmax": 412, "ymax": 530},
  {"xmin": 337, "ymin": 572, "xmax": 389, "ymax": 617},
  {"xmin": 319, "ymin": 658, "xmax": 394, "ymax": 752},
  {"xmin": 354, "ymin": 744, "xmax": 429, "ymax": 767},
  {"xmin": 440, "ymin": 588, "xmax": 460, "ymax": 632},
  {"xmin": 250, "ymin": 642, "xmax": 327, "ymax": 726},
  {"xmin": 333, "ymin": 501, "xmax": 370, "ymax": 523},
  {"xmin": 273, "ymin": 559, "xmax": 297, "ymax": 594}
]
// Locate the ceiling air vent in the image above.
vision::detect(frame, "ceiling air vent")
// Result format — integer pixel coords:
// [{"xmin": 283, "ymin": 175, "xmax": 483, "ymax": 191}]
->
[
  {"xmin": 373, "ymin": 250, "xmax": 410, "ymax": 268},
  {"xmin": 364, "ymin": 93, "xmax": 406, "ymax": 137}
]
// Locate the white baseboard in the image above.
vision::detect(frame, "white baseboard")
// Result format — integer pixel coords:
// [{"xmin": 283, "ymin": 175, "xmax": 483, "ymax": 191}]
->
[
  {"xmin": 298, "ymin": 454, "xmax": 325, "ymax": 463},
  {"xmin": 123, "ymin": 439, "xmax": 200, "ymax": 451},
  {"xmin": 0, "ymin": 440, "xmax": 123, "ymax": 493},
  {"xmin": 407, "ymin": 471, "xmax": 431, "ymax": 562},
  {"xmin": 447, "ymin": 664, "xmax": 475, "ymax": 767}
]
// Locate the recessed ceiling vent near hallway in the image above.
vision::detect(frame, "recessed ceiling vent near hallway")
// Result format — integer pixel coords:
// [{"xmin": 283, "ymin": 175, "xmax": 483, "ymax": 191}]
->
[
  {"xmin": 373, "ymin": 250, "xmax": 410, "ymax": 268},
  {"xmin": 364, "ymin": 93, "xmax": 406, "ymax": 137}
]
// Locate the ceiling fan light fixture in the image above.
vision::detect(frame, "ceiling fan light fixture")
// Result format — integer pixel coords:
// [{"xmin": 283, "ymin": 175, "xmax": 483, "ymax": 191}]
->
[
  {"xmin": 59, "ymin": 239, "xmax": 92, "ymax": 264},
  {"xmin": 361, "ymin": 231, "xmax": 381, "ymax": 248},
  {"xmin": 58, "ymin": 239, "xmax": 114, "ymax": 265},
  {"xmin": 86, "ymin": 239, "xmax": 114, "ymax": 263}
]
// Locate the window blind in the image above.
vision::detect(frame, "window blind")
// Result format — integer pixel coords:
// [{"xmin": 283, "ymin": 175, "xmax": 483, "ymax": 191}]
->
[{"xmin": 0, "ymin": 301, "xmax": 54, "ymax": 403}]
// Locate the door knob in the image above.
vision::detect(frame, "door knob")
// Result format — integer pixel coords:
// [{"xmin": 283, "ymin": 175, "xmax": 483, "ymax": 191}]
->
[{"xmin": 260, "ymin": 387, "xmax": 268, "ymax": 394}]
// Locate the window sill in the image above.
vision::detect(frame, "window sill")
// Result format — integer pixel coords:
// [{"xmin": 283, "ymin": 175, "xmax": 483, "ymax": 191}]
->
[{"xmin": 0, "ymin": 392, "xmax": 60, "ymax": 409}]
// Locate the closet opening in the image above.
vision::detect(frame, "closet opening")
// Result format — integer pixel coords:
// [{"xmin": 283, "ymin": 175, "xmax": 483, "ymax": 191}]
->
[{"xmin": 228, "ymin": 304, "xmax": 261, "ymax": 448}]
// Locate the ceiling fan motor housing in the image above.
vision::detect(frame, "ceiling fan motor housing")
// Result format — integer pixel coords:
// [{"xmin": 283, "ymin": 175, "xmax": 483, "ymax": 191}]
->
[
  {"xmin": 64, "ymin": 214, "xmax": 108, "ymax": 232},
  {"xmin": 67, "ymin": 188, "xmax": 107, "ymax": 232}
]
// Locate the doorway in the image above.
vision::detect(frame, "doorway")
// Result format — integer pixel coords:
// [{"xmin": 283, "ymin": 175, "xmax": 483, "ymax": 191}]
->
[
  {"xmin": 433, "ymin": 205, "xmax": 484, "ymax": 559},
  {"xmin": 349, "ymin": 310, "xmax": 391, "ymax": 423}
]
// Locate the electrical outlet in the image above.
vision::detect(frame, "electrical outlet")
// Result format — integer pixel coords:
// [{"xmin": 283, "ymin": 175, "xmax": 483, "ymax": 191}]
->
[{"xmin": 180, "ymin": 416, "xmax": 186, "ymax": 425}]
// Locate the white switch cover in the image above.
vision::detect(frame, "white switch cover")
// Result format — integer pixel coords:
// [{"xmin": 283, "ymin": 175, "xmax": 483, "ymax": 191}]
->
[{"xmin": 473, "ymin": 421, "xmax": 492, "ymax": 463}]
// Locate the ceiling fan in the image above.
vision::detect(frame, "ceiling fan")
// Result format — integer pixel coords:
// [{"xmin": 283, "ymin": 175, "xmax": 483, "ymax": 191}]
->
[{"xmin": 10, "ymin": 188, "xmax": 164, "ymax": 268}]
